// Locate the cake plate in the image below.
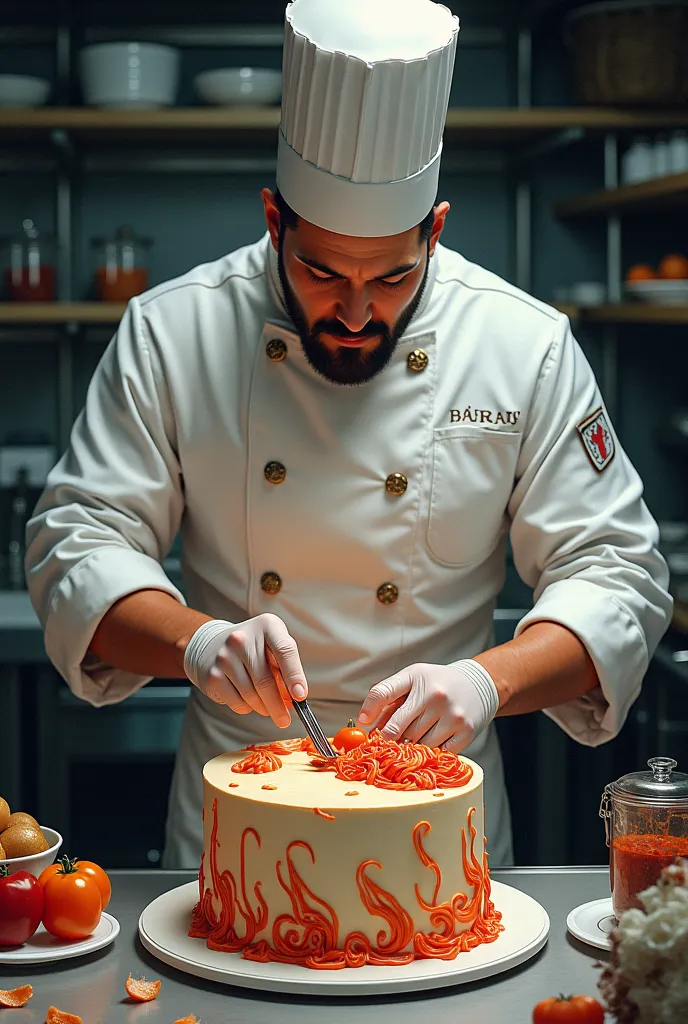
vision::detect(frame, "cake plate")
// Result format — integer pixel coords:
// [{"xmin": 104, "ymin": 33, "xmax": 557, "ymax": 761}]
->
[{"xmin": 138, "ymin": 880, "xmax": 549, "ymax": 996}]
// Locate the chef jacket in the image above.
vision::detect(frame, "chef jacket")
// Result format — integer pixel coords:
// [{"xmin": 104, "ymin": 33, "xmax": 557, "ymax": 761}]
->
[{"xmin": 25, "ymin": 233, "xmax": 672, "ymax": 869}]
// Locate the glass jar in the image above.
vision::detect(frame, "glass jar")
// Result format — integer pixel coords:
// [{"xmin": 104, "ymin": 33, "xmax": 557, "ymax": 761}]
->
[
  {"xmin": 2, "ymin": 219, "xmax": 56, "ymax": 302},
  {"xmin": 91, "ymin": 225, "xmax": 152, "ymax": 302},
  {"xmin": 599, "ymin": 757, "xmax": 688, "ymax": 920}
]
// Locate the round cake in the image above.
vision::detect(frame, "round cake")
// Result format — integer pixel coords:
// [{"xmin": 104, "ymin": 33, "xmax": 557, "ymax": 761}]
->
[{"xmin": 189, "ymin": 734, "xmax": 503, "ymax": 969}]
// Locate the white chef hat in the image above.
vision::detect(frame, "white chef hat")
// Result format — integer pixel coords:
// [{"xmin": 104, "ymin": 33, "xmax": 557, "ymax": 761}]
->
[{"xmin": 276, "ymin": 0, "xmax": 460, "ymax": 238}]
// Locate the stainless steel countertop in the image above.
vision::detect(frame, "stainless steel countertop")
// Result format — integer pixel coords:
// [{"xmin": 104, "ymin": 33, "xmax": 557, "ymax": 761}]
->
[{"xmin": 0, "ymin": 868, "xmax": 613, "ymax": 1023}]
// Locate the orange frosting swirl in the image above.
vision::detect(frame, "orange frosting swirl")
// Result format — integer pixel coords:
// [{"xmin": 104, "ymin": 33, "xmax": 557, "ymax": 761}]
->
[
  {"xmin": 311, "ymin": 730, "xmax": 473, "ymax": 791},
  {"xmin": 232, "ymin": 750, "xmax": 283, "ymax": 774}
]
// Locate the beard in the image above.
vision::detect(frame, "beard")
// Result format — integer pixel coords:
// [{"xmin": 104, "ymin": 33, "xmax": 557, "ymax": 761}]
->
[{"xmin": 277, "ymin": 236, "xmax": 430, "ymax": 386}]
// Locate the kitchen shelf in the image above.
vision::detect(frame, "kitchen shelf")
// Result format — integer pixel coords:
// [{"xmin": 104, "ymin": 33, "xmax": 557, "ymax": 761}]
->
[
  {"xmin": 2, "ymin": 107, "xmax": 688, "ymax": 148},
  {"xmin": 555, "ymin": 170, "xmax": 688, "ymax": 219},
  {"xmin": 0, "ymin": 302, "xmax": 126, "ymax": 324},
  {"xmin": 2, "ymin": 301, "xmax": 688, "ymax": 328},
  {"xmin": 556, "ymin": 302, "xmax": 688, "ymax": 325}
]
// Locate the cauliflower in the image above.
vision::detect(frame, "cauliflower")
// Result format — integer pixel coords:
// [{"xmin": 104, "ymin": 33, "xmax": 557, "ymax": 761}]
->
[{"xmin": 598, "ymin": 858, "xmax": 688, "ymax": 1023}]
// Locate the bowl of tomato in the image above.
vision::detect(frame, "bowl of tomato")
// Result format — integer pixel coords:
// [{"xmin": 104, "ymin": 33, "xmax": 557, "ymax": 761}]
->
[{"xmin": 0, "ymin": 827, "xmax": 63, "ymax": 879}]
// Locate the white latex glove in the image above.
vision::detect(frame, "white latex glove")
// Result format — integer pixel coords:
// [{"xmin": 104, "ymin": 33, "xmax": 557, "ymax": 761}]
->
[
  {"xmin": 357, "ymin": 660, "xmax": 500, "ymax": 754},
  {"xmin": 183, "ymin": 613, "xmax": 308, "ymax": 728}
]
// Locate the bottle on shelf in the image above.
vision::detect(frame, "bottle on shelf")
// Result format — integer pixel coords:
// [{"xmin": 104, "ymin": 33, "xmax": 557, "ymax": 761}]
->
[
  {"xmin": 92, "ymin": 225, "xmax": 152, "ymax": 302},
  {"xmin": 621, "ymin": 137, "xmax": 653, "ymax": 185},
  {"xmin": 669, "ymin": 130, "xmax": 688, "ymax": 174}
]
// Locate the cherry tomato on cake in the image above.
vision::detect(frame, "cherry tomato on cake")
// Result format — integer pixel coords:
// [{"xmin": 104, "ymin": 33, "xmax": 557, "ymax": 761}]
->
[
  {"xmin": 42, "ymin": 857, "xmax": 102, "ymax": 940},
  {"xmin": 0, "ymin": 866, "xmax": 44, "ymax": 947},
  {"xmin": 40, "ymin": 857, "xmax": 111, "ymax": 910},
  {"xmin": 333, "ymin": 720, "xmax": 368, "ymax": 752},
  {"xmin": 533, "ymin": 995, "xmax": 605, "ymax": 1023}
]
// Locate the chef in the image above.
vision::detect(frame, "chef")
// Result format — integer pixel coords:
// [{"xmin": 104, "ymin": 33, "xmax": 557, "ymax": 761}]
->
[{"xmin": 26, "ymin": 0, "xmax": 671, "ymax": 871}]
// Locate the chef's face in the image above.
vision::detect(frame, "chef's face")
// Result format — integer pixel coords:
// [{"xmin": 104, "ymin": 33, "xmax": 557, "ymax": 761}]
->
[{"xmin": 262, "ymin": 189, "xmax": 449, "ymax": 386}]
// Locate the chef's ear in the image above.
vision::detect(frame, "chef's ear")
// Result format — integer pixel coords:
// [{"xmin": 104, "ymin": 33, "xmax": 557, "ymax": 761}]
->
[
  {"xmin": 428, "ymin": 201, "xmax": 450, "ymax": 258},
  {"xmin": 262, "ymin": 188, "xmax": 281, "ymax": 251}
]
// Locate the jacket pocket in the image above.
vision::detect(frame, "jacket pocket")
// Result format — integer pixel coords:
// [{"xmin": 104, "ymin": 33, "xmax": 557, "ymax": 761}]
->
[{"xmin": 427, "ymin": 424, "xmax": 521, "ymax": 567}]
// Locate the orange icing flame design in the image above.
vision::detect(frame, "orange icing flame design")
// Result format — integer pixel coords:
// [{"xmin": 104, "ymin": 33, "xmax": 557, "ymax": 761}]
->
[
  {"xmin": 245, "ymin": 740, "xmax": 300, "ymax": 755},
  {"xmin": 190, "ymin": 799, "xmax": 503, "ymax": 968},
  {"xmin": 311, "ymin": 730, "xmax": 473, "ymax": 791},
  {"xmin": 232, "ymin": 750, "xmax": 283, "ymax": 774},
  {"xmin": 313, "ymin": 808, "xmax": 335, "ymax": 820},
  {"xmin": 413, "ymin": 810, "xmax": 503, "ymax": 958}
]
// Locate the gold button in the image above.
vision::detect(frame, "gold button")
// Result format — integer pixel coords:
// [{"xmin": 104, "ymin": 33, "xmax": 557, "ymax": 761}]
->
[
  {"xmin": 407, "ymin": 348, "xmax": 429, "ymax": 373},
  {"xmin": 377, "ymin": 582, "xmax": 399, "ymax": 605},
  {"xmin": 385, "ymin": 472, "xmax": 408, "ymax": 496},
  {"xmin": 261, "ymin": 572, "xmax": 282, "ymax": 595},
  {"xmin": 266, "ymin": 339, "xmax": 287, "ymax": 362},
  {"xmin": 264, "ymin": 461, "xmax": 286, "ymax": 485}
]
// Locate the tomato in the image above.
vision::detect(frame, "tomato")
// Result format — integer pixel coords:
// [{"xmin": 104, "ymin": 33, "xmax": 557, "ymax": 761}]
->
[
  {"xmin": 658, "ymin": 253, "xmax": 688, "ymax": 279},
  {"xmin": 42, "ymin": 859, "xmax": 102, "ymax": 940},
  {"xmin": 40, "ymin": 858, "xmax": 111, "ymax": 911},
  {"xmin": 333, "ymin": 720, "xmax": 368, "ymax": 753},
  {"xmin": 533, "ymin": 995, "xmax": 605, "ymax": 1023},
  {"xmin": 0, "ymin": 866, "xmax": 44, "ymax": 947},
  {"xmin": 625, "ymin": 263, "xmax": 656, "ymax": 282}
]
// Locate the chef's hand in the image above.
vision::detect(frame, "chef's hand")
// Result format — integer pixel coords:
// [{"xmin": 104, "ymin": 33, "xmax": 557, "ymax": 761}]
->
[
  {"xmin": 357, "ymin": 661, "xmax": 500, "ymax": 754},
  {"xmin": 182, "ymin": 614, "xmax": 308, "ymax": 728}
]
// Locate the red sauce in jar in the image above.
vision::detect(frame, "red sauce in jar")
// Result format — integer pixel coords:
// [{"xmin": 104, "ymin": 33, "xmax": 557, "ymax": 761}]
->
[
  {"xmin": 612, "ymin": 833, "xmax": 688, "ymax": 914},
  {"xmin": 96, "ymin": 266, "xmax": 148, "ymax": 302},
  {"xmin": 5, "ymin": 264, "xmax": 55, "ymax": 302}
]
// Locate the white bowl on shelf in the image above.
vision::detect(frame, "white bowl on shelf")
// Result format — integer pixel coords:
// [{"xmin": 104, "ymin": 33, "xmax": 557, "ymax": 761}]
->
[
  {"xmin": 193, "ymin": 67, "xmax": 282, "ymax": 107},
  {"xmin": 625, "ymin": 279, "xmax": 688, "ymax": 305},
  {"xmin": 0, "ymin": 826, "xmax": 63, "ymax": 878},
  {"xmin": 80, "ymin": 42, "xmax": 180, "ymax": 108},
  {"xmin": 0, "ymin": 75, "xmax": 51, "ymax": 108}
]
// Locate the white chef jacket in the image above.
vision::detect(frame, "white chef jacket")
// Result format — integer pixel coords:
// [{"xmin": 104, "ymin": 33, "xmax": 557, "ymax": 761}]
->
[{"xmin": 25, "ymin": 233, "xmax": 672, "ymax": 869}]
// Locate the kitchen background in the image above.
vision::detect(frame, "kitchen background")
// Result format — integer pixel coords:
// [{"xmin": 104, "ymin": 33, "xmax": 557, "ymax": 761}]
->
[{"xmin": 0, "ymin": 0, "xmax": 687, "ymax": 870}]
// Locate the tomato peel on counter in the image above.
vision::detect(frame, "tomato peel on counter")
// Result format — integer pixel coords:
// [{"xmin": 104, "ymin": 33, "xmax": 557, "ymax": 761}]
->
[
  {"xmin": 333, "ymin": 720, "xmax": 368, "ymax": 753},
  {"xmin": 46, "ymin": 1006, "xmax": 82, "ymax": 1024},
  {"xmin": 532, "ymin": 994, "xmax": 605, "ymax": 1023},
  {"xmin": 0, "ymin": 985, "xmax": 34, "ymax": 1007},
  {"xmin": 125, "ymin": 974, "xmax": 162, "ymax": 1002},
  {"xmin": 42, "ymin": 857, "xmax": 102, "ymax": 941},
  {"xmin": 173, "ymin": 1016, "xmax": 200, "ymax": 1024},
  {"xmin": 40, "ymin": 857, "xmax": 111, "ymax": 912},
  {"xmin": 0, "ymin": 865, "xmax": 44, "ymax": 948}
]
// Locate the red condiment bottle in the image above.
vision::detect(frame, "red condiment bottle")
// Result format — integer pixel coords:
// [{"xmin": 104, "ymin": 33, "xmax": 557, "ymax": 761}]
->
[
  {"xmin": 599, "ymin": 757, "xmax": 688, "ymax": 920},
  {"xmin": 91, "ymin": 225, "xmax": 152, "ymax": 303},
  {"xmin": 2, "ymin": 218, "xmax": 56, "ymax": 302}
]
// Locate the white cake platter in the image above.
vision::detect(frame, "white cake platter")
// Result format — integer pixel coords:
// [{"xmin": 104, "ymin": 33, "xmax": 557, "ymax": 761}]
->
[
  {"xmin": 566, "ymin": 897, "xmax": 615, "ymax": 951},
  {"xmin": 138, "ymin": 880, "xmax": 549, "ymax": 996}
]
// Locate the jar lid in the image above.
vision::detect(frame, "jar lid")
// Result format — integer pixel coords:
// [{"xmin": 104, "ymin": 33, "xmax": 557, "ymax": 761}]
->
[
  {"xmin": 609, "ymin": 757, "xmax": 688, "ymax": 802},
  {"xmin": 91, "ymin": 225, "xmax": 153, "ymax": 247}
]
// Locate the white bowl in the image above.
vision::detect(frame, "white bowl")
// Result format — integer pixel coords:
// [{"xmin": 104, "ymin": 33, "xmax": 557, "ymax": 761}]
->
[
  {"xmin": 0, "ymin": 75, "xmax": 51, "ymax": 108},
  {"xmin": 194, "ymin": 67, "xmax": 282, "ymax": 107},
  {"xmin": 80, "ymin": 42, "xmax": 180, "ymax": 108},
  {"xmin": 625, "ymin": 279, "xmax": 688, "ymax": 305},
  {"xmin": 0, "ymin": 826, "xmax": 63, "ymax": 878}
]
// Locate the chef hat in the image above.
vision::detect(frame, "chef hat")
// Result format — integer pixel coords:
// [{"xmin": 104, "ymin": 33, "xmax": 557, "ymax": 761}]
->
[{"xmin": 276, "ymin": 0, "xmax": 460, "ymax": 237}]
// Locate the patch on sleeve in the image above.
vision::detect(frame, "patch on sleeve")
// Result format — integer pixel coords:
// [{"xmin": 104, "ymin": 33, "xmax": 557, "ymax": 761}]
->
[{"xmin": 577, "ymin": 407, "xmax": 615, "ymax": 472}]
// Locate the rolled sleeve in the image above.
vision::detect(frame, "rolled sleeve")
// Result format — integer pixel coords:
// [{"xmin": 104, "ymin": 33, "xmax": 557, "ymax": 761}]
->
[
  {"xmin": 509, "ymin": 315, "xmax": 672, "ymax": 746},
  {"xmin": 44, "ymin": 546, "xmax": 185, "ymax": 707}
]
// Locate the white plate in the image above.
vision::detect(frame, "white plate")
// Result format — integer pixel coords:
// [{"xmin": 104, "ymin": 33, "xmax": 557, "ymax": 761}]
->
[
  {"xmin": 625, "ymin": 279, "xmax": 688, "ymax": 304},
  {"xmin": 0, "ymin": 913, "xmax": 119, "ymax": 965},
  {"xmin": 566, "ymin": 898, "xmax": 616, "ymax": 951},
  {"xmin": 138, "ymin": 880, "xmax": 549, "ymax": 996}
]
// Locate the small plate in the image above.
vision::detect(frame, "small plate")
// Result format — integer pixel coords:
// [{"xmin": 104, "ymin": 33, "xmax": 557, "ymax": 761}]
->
[
  {"xmin": 566, "ymin": 898, "xmax": 616, "ymax": 951},
  {"xmin": 0, "ymin": 913, "xmax": 119, "ymax": 965},
  {"xmin": 625, "ymin": 279, "xmax": 688, "ymax": 305}
]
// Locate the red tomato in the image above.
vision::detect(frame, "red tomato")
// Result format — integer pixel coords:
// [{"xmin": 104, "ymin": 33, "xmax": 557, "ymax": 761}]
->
[
  {"xmin": 0, "ymin": 866, "xmax": 44, "ymax": 947},
  {"xmin": 333, "ymin": 720, "xmax": 368, "ymax": 753},
  {"xmin": 42, "ymin": 863, "xmax": 102, "ymax": 941},
  {"xmin": 40, "ymin": 858, "xmax": 111, "ymax": 911},
  {"xmin": 533, "ymin": 995, "xmax": 605, "ymax": 1023}
]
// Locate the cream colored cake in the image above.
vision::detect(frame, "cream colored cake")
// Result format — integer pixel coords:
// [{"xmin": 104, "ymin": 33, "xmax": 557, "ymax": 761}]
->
[{"xmin": 189, "ymin": 737, "xmax": 503, "ymax": 969}]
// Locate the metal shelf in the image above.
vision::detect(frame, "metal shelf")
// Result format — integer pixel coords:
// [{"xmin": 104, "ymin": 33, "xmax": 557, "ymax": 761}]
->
[
  {"xmin": 557, "ymin": 302, "xmax": 688, "ymax": 325},
  {"xmin": 556, "ymin": 171, "xmax": 688, "ymax": 219}
]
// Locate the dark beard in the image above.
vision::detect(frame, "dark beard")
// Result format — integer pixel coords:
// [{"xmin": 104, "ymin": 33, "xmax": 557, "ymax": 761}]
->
[{"xmin": 277, "ymin": 236, "xmax": 430, "ymax": 386}]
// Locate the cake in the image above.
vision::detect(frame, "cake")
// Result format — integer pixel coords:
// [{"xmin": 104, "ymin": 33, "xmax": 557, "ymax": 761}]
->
[{"xmin": 189, "ymin": 731, "xmax": 503, "ymax": 969}]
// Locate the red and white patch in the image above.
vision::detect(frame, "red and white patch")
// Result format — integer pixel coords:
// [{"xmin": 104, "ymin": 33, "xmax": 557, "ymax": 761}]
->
[{"xmin": 577, "ymin": 407, "xmax": 615, "ymax": 472}]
